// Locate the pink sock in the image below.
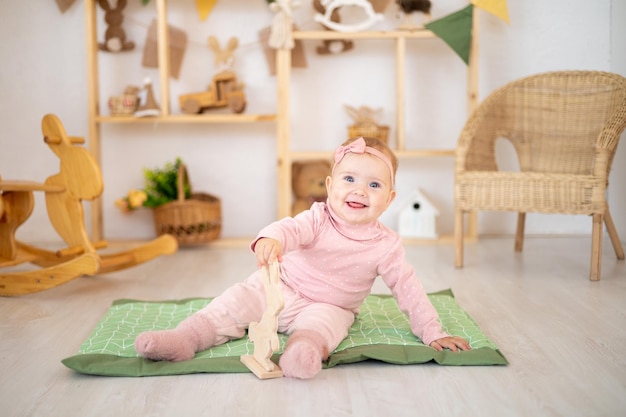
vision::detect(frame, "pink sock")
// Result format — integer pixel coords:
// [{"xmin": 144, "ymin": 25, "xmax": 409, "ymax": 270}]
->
[
  {"xmin": 278, "ymin": 330, "xmax": 329, "ymax": 379},
  {"xmin": 135, "ymin": 314, "xmax": 216, "ymax": 362}
]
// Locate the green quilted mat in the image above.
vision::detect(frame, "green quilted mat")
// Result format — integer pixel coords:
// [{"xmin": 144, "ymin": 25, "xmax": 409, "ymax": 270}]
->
[{"xmin": 62, "ymin": 289, "xmax": 507, "ymax": 376}]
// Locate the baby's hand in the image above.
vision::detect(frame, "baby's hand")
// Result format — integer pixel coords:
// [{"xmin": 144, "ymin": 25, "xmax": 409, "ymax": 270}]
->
[
  {"xmin": 430, "ymin": 336, "xmax": 471, "ymax": 352},
  {"xmin": 254, "ymin": 238, "xmax": 283, "ymax": 267}
]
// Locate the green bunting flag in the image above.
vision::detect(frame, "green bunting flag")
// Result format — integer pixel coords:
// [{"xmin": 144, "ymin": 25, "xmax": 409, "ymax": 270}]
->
[{"xmin": 425, "ymin": 4, "xmax": 474, "ymax": 65}]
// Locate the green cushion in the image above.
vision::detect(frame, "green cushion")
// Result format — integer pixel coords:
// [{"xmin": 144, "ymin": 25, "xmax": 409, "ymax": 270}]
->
[{"xmin": 62, "ymin": 289, "xmax": 507, "ymax": 376}]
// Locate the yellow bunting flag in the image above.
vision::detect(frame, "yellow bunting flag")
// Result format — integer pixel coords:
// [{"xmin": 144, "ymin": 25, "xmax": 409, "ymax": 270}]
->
[
  {"xmin": 195, "ymin": 0, "xmax": 218, "ymax": 21},
  {"xmin": 471, "ymin": 0, "xmax": 509, "ymax": 23}
]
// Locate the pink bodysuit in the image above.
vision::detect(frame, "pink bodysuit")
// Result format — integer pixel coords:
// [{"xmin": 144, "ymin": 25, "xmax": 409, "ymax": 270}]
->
[{"xmin": 196, "ymin": 202, "xmax": 449, "ymax": 352}]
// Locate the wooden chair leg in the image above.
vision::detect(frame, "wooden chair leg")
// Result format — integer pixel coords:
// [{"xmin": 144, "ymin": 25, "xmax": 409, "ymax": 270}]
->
[
  {"xmin": 454, "ymin": 208, "xmax": 464, "ymax": 268},
  {"xmin": 515, "ymin": 212, "xmax": 526, "ymax": 252},
  {"xmin": 590, "ymin": 213, "xmax": 603, "ymax": 281},
  {"xmin": 604, "ymin": 208, "xmax": 625, "ymax": 260}
]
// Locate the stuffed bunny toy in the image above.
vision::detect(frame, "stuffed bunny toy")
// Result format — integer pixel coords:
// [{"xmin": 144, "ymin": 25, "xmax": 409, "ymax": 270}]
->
[{"xmin": 98, "ymin": 0, "xmax": 135, "ymax": 52}]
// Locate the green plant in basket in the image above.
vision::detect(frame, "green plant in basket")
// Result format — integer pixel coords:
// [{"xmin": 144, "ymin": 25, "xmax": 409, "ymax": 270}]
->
[{"xmin": 115, "ymin": 157, "xmax": 191, "ymax": 212}]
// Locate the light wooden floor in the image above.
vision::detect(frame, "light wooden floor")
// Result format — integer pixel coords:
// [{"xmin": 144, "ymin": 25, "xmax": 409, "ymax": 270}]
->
[{"xmin": 1, "ymin": 236, "xmax": 625, "ymax": 417}]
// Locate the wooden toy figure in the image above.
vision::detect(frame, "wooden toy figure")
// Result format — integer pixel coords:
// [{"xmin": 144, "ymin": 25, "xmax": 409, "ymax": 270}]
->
[
  {"xmin": 345, "ymin": 104, "xmax": 389, "ymax": 143},
  {"xmin": 98, "ymin": 0, "xmax": 135, "ymax": 52},
  {"xmin": 312, "ymin": 0, "xmax": 354, "ymax": 54},
  {"xmin": 314, "ymin": 0, "xmax": 384, "ymax": 32},
  {"xmin": 241, "ymin": 261, "xmax": 285, "ymax": 379},
  {"xmin": 178, "ymin": 36, "xmax": 247, "ymax": 114},
  {"xmin": 135, "ymin": 77, "xmax": 160, "ymax": 117}
]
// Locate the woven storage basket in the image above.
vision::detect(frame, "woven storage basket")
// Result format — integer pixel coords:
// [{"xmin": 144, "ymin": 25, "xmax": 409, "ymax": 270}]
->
[
  {"xmin": 348, "ymin": 124, "xmax": 389, "ymax": 143},
  {"xmin": 152, "ymin": 164, "xmax": 221, "ymax": 245},
  {"xmin": 108, "ymin": 94, "xmax": 138, "ymax": 116}
]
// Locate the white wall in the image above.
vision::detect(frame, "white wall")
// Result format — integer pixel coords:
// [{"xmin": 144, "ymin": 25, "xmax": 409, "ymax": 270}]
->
[
  {"xmin": 610, "ymin": 0, "xmax": 626, "ymax": 242},
  {"xmin": 0, "ymin": 0, "xmax": 624, "ymax": 243}
]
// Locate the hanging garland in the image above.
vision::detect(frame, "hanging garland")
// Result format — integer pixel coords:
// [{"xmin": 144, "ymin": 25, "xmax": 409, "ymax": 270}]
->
[
  {"xmin": 426, "ymin": 0, "xmax": 509, "ymax": 65},
  {"xmin": 56, "ymin": 0, "xmax": 510, "ymax": 67}
]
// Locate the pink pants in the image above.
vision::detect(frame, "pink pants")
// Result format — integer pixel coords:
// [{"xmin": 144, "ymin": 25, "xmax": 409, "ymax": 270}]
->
[{"xmin": 194, "ymin": 269, "xmax": 356, "ymax": 352}]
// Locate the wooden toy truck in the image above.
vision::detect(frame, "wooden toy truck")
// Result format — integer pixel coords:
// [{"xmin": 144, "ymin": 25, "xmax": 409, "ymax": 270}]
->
[{"xmin": 179, "ymin": 71, "xmax": 246, "ymax": 114}]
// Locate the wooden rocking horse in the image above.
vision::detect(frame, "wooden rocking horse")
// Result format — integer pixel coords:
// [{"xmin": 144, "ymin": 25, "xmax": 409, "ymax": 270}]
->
[
  {"xmin": 314, "ymin": 0, "xmax": 384, "ymax": 32},
  {"xmin": 0, "ymin": 114, "xmax": 178, "ymax": 296}
]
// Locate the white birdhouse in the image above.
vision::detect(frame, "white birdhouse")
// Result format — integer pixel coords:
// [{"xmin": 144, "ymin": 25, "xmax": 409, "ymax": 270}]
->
[{"xmin": 398, "ymin": 189, "xmax": 439, "ymax": 239}]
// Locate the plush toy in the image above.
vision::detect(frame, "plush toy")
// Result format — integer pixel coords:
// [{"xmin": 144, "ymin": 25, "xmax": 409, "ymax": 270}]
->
[
  {"xmin": 291, "ymin": 160, "xmax": 331, "ymax": 216},
  {"xmin": 97, "ymin": 0, "xmax": 134, "ymax": 52},
  {"xmin": 312, "ymin": 0, "xmax": 353, "ymax": 54},
  {"xmin": 397, "ymin": 0, "xmax": 432, "ymax": 29}
]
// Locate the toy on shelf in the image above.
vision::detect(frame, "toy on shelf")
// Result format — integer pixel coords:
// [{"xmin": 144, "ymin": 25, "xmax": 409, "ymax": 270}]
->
[
  {"xmin": 396, "ymin": 0, "xmax": 432, "ymax": 29},
  {"xmin": 179, "ymin": 72, "xmax": 246, "ymax": 114},
  {"xmin": 268, "ymin": 0, "xmax": 296, "ymax": 49},
  {"xmin": 108, "ymin": 78, "xmax": 160, "ymax": 117},
  {"xmin": 0, "ymin": 114, "xmax": 178, "ymax": 296},
  {"xmin": 179, "ymin": 36, "xmax": 247, "ymax": 114},
  {"xmin": 398, "ymin": 189, "xmax": 439, "ymax": 239},
  {"xmin": 108, "ymin": 85, "xmax": 140, "ymax": 116},
  {"xmin": 240, "ymin": 261, "xmax": 285, "ymax": 379},
  {"xmin": 345, "ymin": 104, "xmax": 389, "ymax": 143},
  {"xmin": 314, "ymin": 0, "xmax": 384, "ymax": 32},
  {"xmin": 291, "ymin": 160, "xmax": 331, "ymax": 216},
  {"xmin": 97, "ymin": 0, "xmax": 134, "ymax": 52},
  {"xmin": 259, "ymin": 14, "xmax": 308, "ymax": 76},
  {"xmin": 135, "ymin": 78, "xmax": 161, "ymax": 117},
  {"xmin": 312, "ymin": 0, "xmax": 353, "ymax": 54}
]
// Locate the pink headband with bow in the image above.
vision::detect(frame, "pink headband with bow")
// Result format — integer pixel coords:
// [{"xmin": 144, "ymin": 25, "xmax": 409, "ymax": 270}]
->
[{"xmin": 333, "ymin": 137, "xmax": 395, "ymax": 185}]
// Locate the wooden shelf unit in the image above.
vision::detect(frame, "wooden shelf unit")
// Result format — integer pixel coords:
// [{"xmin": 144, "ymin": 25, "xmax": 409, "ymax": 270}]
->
[
  {"xmin": 94, "ymin": 114, "xmax": 277, "ymax": 124},
  {"xmin": 275, "ymin": 21, "xmax": 480, "ymax": 239},
  {"xmin": 85, "ymin": 1, "xmax": 478, "ymax": 242},
  {"xmin": 84, "ymin": 0, "xmax": 278, "ymax": 242}
]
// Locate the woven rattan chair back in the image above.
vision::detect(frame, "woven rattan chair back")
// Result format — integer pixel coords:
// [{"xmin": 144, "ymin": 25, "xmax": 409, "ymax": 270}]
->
[{"xmin": 454, "ymin": 71, "xmax": 626, "ymax": 280}]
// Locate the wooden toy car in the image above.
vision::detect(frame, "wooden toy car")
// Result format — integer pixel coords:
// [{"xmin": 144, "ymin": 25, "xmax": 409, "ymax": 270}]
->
[{"xmin": 179, "ymin": 71, "xmax": 246, "ymax": 114}]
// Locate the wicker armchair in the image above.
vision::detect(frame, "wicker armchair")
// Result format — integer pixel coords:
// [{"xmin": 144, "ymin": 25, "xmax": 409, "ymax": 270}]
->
[{"xmin": 454, "ymin": 71, "xmax": 626, "ymax": 280}]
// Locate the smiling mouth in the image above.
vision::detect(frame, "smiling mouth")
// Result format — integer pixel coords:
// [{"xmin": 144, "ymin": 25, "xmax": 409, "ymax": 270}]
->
[{"xmin": 347, "ymin": 201, "xmax": 367, "ymax": 209}]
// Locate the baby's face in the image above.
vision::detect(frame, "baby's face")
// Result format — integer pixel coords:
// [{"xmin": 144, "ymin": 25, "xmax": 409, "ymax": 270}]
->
[{"xmin": 326, "ymin": 152, "xmax": 396, "ymax": 225}]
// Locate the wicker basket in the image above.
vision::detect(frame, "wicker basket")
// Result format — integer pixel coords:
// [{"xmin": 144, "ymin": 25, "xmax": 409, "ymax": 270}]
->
[
  {"xmin": 108, "ymin": 94, "xmax": 138, "ymax": 116},
  {"xmin": 152, "ymin": 164, "xmax": 221, "ymax": 245},
  {"xmin": 348, "ymin": 124, "xmax": 389, "ymax": 143}
]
